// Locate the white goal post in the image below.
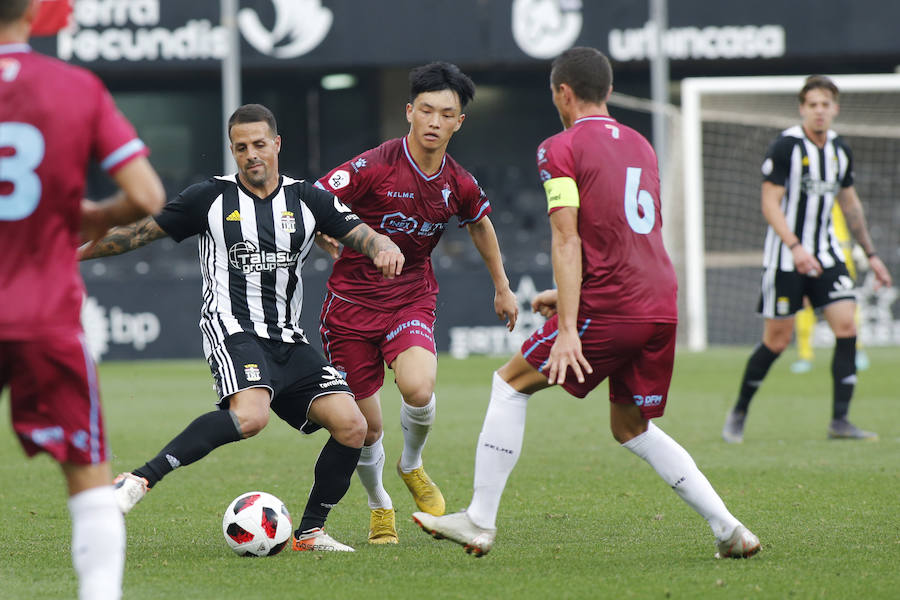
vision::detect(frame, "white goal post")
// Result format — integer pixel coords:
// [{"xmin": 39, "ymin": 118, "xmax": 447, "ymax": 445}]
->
[{"xmin": 680, "ymin": 73, "xmax": 900, "ymax": 351}]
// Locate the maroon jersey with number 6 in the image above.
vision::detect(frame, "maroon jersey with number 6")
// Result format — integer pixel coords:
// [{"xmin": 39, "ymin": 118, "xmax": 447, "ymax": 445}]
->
[{"xmin": 536, "ymin": 115, "xmax": 677, "ymax": 323}]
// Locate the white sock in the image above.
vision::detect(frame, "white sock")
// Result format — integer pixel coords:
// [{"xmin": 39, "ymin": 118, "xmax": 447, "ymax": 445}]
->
[
  {"xmin": 467, "ymin": 372, "xmax": 530, "ymax": 530},
  {"xmin": 399, "ymin": 394, "xmax": 436, "ymax": 472},
  {"xmin": 622, "ymin": 422, "xmax": 741, "ymax": 540},
  {"xmin": 356, "ymin": 433, "xmax": 393, "ymax": 509},
  {"xmin": 68, "ymin": 485, "xmax": 125, "ymax": 600}
]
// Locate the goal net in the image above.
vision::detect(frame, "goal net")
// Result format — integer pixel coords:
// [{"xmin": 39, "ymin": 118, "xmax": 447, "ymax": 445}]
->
[{"xmin": 680, "ymin": 74, "xmax": 900, "ymax": 350}]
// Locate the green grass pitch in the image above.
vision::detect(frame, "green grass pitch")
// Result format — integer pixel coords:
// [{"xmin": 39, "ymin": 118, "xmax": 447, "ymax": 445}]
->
[{"xmin": 2, "ymin": 347, "xmax": 899, "ymax": 599}]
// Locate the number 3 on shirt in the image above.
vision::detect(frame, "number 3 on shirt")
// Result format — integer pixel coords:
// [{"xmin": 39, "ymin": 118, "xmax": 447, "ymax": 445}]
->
[
  {"xmin": 0, "ymin": 122, "xmax": 45, "ymax": 221},
  {"xmin": 624, "ymin": 166, "xmax": 655, "ymax": 234}
]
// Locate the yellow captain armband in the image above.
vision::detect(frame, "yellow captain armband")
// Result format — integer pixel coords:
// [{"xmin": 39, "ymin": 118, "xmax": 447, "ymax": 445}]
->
[{"xmin": 543, "ymin": 177, "xmax": 580, "ymax": 211}]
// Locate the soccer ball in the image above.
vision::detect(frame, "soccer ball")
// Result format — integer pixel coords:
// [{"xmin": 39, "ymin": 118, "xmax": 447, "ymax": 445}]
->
[{"xmin": 222, "ymin": 491, "xmax": 292, "ymax": 557}]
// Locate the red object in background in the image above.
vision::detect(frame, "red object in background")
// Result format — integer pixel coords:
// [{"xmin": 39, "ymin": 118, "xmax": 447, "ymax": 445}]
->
[{"xmin": 30, "ymin": 0, "xmax": 73, "ymax": 36}]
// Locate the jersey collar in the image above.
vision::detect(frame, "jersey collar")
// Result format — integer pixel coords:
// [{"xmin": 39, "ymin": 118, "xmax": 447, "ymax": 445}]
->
[
  {"xmin": 402, "ymin": 135, "xmax": 446, "ymax": 182},
  {"xmin": 573, "ymin": 115, "xmax": 616, "ymax": 125},
  {"xmin": 0, "ymin": 43, "xmax": 31, "ymax": 55}
]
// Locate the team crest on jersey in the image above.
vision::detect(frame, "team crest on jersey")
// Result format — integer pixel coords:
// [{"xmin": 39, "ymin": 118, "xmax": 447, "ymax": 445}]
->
[
  {"xmin": 441, "ymin": 184, "xmax": 452, "ymax": 208},
  {"xmin": 280, "ymin": 211, "xmax": 296, "ymax": 233},
  {"xmin": 0, "ymin": 57, "xmax": 21, "ymax": 82},
  {"xmin": 328, "ymin": 169, "xmax": 351, "ymax": 190},
  {"xmin": 244, "ymin": 363, "xmax": 261, "ymax": 382}
]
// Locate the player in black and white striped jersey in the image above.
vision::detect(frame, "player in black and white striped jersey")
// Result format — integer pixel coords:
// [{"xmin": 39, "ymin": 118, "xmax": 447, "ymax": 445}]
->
[
  {"xmin": 81, "ymin": 104, "xmax": 405, "ymax": 551},
  {"xmin": 723, "ymin": 76, "xmax": 892, "ymax": 443}
]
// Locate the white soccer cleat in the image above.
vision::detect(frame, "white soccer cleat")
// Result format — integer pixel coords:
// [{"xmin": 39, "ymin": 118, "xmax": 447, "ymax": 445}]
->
[
  {"xmin": 715, "ymin": 524, "xmax": 761, "ymax": 559},
  {"xmin": 291, "ymin": 527, "xmax": 355, "ymax": 552},
  {"xmin": 113, "ymin": 472, "xmax": 149, "ymax": 514},
  {"xmin": 412, "ymin": 510, "xmax": 496, "ymax": 557}
]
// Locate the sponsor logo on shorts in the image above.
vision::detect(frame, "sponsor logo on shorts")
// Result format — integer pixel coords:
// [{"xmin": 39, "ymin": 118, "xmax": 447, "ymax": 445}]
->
[
  {"xmin": 30, "ymin": 426, "xmax": 64, "ymax": 447},
  {"xmin": 319, "ymin": 365, "xmax": 347, "ymax": 389},
  {"xmin": 633, "ymin": 394, "xmax": 663, "ymax": 407},
  {"xmin": 828, "ymin": 275, "xmax": 856, "ymax": 299},
  {"xmin": 385, "ymin": 319, "xmax": 434, "ymax": 342},
  {"xmin": 244, "ymin": 363, "xmax": 261, "ymax": 382},
  {"xmin": 776, "ymin": 296, "xmax": 790, "ymax": 315}
]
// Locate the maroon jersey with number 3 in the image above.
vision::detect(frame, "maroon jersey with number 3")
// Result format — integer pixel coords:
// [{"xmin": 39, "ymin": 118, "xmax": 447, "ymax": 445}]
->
[
  {"xmin": 537, "ymin": 116, "xmax": 677, "ymax": 323},
  {"xmin": 317, "ymin": 136, "xmax": 490, "ymax": 311},
  {"xmin": 0, "ymin": 44, "xmax": 147, "ymax": 340}
]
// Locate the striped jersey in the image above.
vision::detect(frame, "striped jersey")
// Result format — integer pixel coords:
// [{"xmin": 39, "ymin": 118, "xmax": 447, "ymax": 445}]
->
[
  {"xmin": 154, "ymin": 175, "xmax": 361, "ymax": 358},
  {"xmin": 761, "ymin": 125, "xmax": 854, "ymax": 271}
]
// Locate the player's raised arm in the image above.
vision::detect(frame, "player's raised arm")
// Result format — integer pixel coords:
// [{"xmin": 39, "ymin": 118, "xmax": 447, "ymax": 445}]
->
[
  {"xmin": 337, "ymin": 223, "xmax": 405, "ymax": 279},
  {"xmin": 466, "ymin": 216, "xmax": 518, "ymax": 331},
  {"xmin": 78, "ymin": 216, "xmax": 169, "ymax": 260}
]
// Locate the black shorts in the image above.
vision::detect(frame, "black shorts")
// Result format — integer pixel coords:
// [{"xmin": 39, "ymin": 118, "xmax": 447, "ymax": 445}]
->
[
  {"xmin": 757, "ymin": 264, "xmax": 856, "ymax": 318},
  {"xmin": 207, "ymin": 332, "xmax": 353, "ymax": 434}
]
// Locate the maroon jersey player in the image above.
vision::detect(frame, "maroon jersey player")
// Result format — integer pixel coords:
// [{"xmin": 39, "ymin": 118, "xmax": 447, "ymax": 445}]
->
[
  {"xmin": 315, "ymin": 62, "xmax": 518, "ymax": 544},
  {"xmin": 0, "ymin": 1, "xmax": 164, "ymax": 597},
  {"xmin": 412, "ymin": 47, "xmax": 760, "ymax": 561}
]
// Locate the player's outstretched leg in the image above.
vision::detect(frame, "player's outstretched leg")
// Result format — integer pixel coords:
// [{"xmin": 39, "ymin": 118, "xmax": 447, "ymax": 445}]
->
[
  {"xmin": 725, "ymin": 342, "xmax": 781, "ymax": 443},
  {"xmin": 624, "ymin": 421, "xmax": 760, "ymax": 559},
  {"xmin": 115, "ymin": 409, "xmax": 243, "ymax": 513},
  {"xmin": 291, "ymin": 437, "xmax": 361, "ymax": 552},
  {"xmin": 397, "ymin": 393, "xmax": 445, "ymax": 515},
  {"xmin": 412, "ymin": 511, "xmax": 496, "ymax": 557}
]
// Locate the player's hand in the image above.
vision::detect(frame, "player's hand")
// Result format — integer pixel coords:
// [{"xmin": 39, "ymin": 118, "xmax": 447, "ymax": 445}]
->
[
  {"xmin": 315, "ymin": 232, "xmax": 341, "ymax": 259},
  {"xmin": 79, "ymin": 199, "xmax": 112, "ymax": 245},
  {"xmin": 495, "ymin": 286, "xmax": 519, "ymax": 331},
  {"xmin": 374, "ymin": 247, "xmax": 404, "ymax": 279},
  {"xmin": 531, "ymin": 289, "xmax": 559, "ymax": 318},
  {"xmin": 868, "ymin": 255, "xmax": 893, "ymax": 289},
  {"xmin": 544, "ymin": 328, "xmax": 593, "ymax": 386},
  {"xmin": 791, "ymin": 244, "xmax": 822, "ymax": 277}
]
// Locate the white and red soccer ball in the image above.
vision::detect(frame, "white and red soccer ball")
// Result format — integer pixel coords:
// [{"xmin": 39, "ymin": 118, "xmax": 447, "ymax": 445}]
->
[{"xmin": 222, "ymin": 491, "xmax": 292, "ymax": 557}]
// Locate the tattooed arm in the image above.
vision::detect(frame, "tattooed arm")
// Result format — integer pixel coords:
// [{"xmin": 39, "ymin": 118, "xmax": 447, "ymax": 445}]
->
[
  {"xmin": 78, "ymin": 216, "xmax": 169, "ymax": 260},
  {"xmin": 837, "ymin": 186, "xmax": 892, "ymax": 289},
  {"xmin": 337, "ymin": 223, "xmax": 405, "ymax": 279}
]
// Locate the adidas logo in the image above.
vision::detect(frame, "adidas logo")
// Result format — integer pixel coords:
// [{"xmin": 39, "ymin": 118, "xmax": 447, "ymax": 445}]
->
[{"xmin": 226, "ymin": 210, "xmax": 241, "ymax": 221}]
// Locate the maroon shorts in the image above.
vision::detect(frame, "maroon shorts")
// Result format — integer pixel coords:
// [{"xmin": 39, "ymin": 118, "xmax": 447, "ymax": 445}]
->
[
  {"xmin": 1, "ymin": 334, "xmax": 108, "ymax": 464},
  {"xmin": 319, "ymin": 291, "xmax": 436, "ymax": 399},
  {"xmin": 520, "ymin": 316, "xmax": 676, "ymax": 419}
]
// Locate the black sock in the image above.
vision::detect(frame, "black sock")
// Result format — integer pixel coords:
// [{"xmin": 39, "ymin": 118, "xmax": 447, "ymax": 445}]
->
[
  {"xmin": 133, "ymin": 409, "xmax": 242, "ymax": 488},
  {"xmin": 832, "ymin": 336, "xmax": 857, "ymax": 420},
  {"xmin": 296, "ymin": 437, "xmax": 361, "ymax": 534},
  {"xmin": 734, "ymin": 343, "xmax": 780, "ymax": 413}
]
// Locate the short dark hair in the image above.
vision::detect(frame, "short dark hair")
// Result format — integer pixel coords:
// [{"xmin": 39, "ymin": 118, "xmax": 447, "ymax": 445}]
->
[
  {"xmin": 0, "ymin": 0, "xmax": 30, "ymax": 24},
  {"xmin": 408, "ymin": 62, "xmax": 475, "ymax": 110},
  {"xmin": 799, "ymin": 75, "xmax": 839, "ymax": 104},
  {"xmin": 550, "ymin": 47, "xmax": 613, "ymax": 104},
  {"xmin": 227, "ymin": 104, "xmax": 277, "ymax": 140}
]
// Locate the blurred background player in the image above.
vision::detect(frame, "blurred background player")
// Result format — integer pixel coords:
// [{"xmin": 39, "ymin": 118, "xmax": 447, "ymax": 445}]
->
[
  {"xmin": 413, "ymin": 47, "xmax": 760, "ymax": 560},
  {"xmin": 80, "ymin": 104, "xmax": 405, "ymax": 552},
  {"xmin": 0, "ymin": 0, "xmax": 166, "ymax": 597},
  {"xmin": 723, "ymin": 76, "xmax": 892, "ymax": 443},
  {"xmin": 315, "ymin": 62, "xmax": 519, "ymax": 544},
  {"xmin": 791, "ymin": 203, "xmax": 870, "ymax": 374}
]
